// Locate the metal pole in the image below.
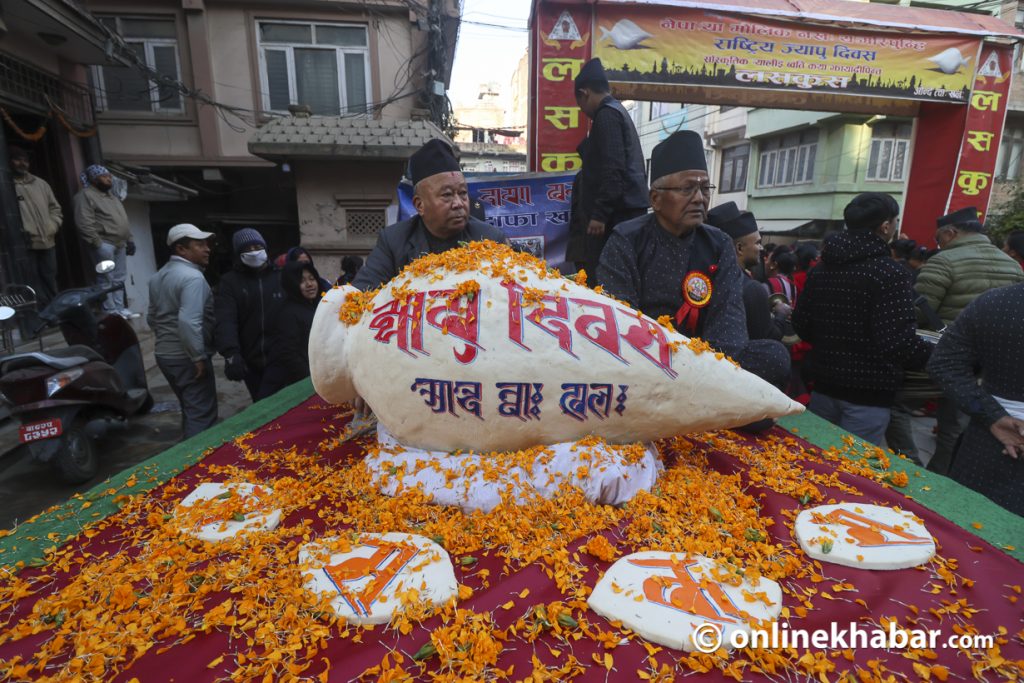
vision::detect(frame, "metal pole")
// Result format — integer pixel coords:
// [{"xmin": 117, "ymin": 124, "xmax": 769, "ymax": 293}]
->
[{"xmin": 0, "ymin": 123, "xmax": 30, "ymax": 290}]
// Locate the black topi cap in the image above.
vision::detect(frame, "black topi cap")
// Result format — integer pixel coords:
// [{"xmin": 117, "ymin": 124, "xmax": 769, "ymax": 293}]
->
[
  {"xmin": 574, "ymin": 58, "xmax": 609, "ymax": 91},
  {"xmin": 707, "ymin": 201, "xmax": 758, "ymax": 239},
  {"xmin": 409, "ymin": 139, "xmax": 462, "ymax": 185},
  {"xmin": 936, "ymin": 206, "xmax": 978, "ymax": 229},
  {"xmin": 650, "ymin": 130, "xmax": 707, "ymax": 183}
]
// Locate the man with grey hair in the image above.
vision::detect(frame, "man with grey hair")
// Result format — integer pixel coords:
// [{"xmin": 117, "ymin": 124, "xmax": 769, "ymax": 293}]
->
[
  {"xmin": 73, "ymin": 164, "xmax": 136, "ymax": 317},
  {"xmin": 599, "ymin": 130, "xmax": 790, "ymax": 422},
  {"xmin": 352, "ymin": 139, "xmax": 506, "ymax": 291}
]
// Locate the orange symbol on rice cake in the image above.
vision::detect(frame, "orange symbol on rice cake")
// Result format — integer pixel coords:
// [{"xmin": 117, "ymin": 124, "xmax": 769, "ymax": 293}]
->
[
  {"xmin": 814, "ymin": 509, "xmax": 931, "ymax": 547},
  {"xmin": 322, "ymin": 540, "xmax": 420, "ymax": 617},
  {"xmin": 627, "ymin": 558, "xmax": 741, "ymax": 625}
]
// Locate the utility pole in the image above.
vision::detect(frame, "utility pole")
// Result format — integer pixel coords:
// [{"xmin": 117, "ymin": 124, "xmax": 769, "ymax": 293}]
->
[{"xmin": 0, "ymin": 124, "xmax": 30, "ymax": 290}]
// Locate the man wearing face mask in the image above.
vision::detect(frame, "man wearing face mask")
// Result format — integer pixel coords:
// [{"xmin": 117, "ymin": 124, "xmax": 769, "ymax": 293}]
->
[
  {"xmin": 598, "ymin": 131, "xmax": 790, "ymax": 404},
  {"xmin": 214, "ymin": 227, "xmax": 285, "ymax": 401},
  {"xmin": 791, "ymin": 192, "xmax": 932, "ymax": 446},
  {"xmin": 352, "ymin": 139, "xmax": 506, "ymax": 291}
]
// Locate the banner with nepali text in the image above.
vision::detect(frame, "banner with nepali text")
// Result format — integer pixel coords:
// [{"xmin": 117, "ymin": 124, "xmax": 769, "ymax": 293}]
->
[
  {"xmin": 946, "ymin": 44, "xmax": 1015, "ymax": 219},
  {"xmin": 592, "ymin": 5, "xmax": 981, "ymax": 104},
  {"xmin": 530, "ymin": 3, "xmax": 592, "ymax": 173},
  {"xmin": 397, "ymin": 172, "xmax": 575, "ymax": 272}
]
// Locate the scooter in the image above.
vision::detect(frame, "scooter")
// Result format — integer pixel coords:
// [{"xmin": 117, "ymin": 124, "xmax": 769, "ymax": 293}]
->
[{"xmin": 0, "ymin": 262, "xmax": 152, "ymax": 483}]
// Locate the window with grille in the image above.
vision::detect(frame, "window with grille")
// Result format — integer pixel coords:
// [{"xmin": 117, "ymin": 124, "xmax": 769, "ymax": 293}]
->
[
  {"xmin": 94, "ymin": 16, "xmax": 183, "ymax": 114},
  {"xmin": 757, "ymin": 129, "xmax": 817, "ymax": 188},
  {"xmin": 997, "ymin": 126, "xmax": 1024, "ymax": 181},
  {"xmin": 258, "ymin": 21, "xmax": 370, "ymax": 116},
  {"xmin": 866, "ymin": 122, "xmax": 912, "ymax": 182},
  {"xmin": 719, "ymin": 144, "xmax": 750, "ymax": 193},
  {"xmin": 346, "ymin": 209, "xmax": 386, "ymax": 237}
]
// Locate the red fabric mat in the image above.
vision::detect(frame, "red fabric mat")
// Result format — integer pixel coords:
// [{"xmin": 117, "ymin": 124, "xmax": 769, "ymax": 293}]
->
[{"xmin": 1, "ymin": 396, "xmax": 1021, "ymax": 682}]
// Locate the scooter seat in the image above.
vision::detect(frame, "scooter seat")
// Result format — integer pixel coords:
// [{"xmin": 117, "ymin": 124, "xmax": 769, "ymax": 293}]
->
[{"xmin": 0, "ymin": 345, "xmax": 104, "ymax": 372}]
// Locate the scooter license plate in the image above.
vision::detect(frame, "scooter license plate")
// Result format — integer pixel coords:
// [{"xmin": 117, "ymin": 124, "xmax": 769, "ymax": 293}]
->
[{"xmin": 19, "ymin": 418, "xmax": 63, "ymax": 443}]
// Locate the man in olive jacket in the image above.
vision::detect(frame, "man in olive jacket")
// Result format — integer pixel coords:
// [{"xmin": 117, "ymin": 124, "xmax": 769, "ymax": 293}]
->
[
  {"xmin": 10, "ymin": 147, "xmax": 62, "ymax": 305},
  {"xmin": 914, "ymin": 206, "xmax": 1024, "ymax": 474},
  {"xmin": 73, "ymin": 164, "xmax": 134, "ymax": 316}
]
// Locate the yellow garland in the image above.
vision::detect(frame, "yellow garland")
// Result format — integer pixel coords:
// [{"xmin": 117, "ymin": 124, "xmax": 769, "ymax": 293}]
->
[
  {"xmin": 1, "ymin": 107, "xmax": 46, "ymax": 142},
  {"xmin": 53, "ymin": 109, "xmax": 97, "ymax": 139}
]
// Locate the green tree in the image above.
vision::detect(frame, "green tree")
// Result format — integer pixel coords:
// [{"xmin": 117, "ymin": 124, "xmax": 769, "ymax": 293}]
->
[{"xmin": 985, "ymin": 180, "xmax": 1024, "ymax": 245}]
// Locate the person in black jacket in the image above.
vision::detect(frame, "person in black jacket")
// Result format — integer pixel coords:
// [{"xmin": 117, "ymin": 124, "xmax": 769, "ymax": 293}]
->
[
  {"xmin": 259, "ymin": 261, "xmax": 321, "ymax": 397},
  {"xmin": 571, "ymin": 58, "xmax": 649, "ymax": 285},
  {"xmin": 706, "ymin": 201, "xmax": 789, "ymax": 343},
  {"xmin": 214, "ymin": 227, "xmax": 285, "ymax": 401},
  {"xmin": 927, "ymin": 283, "xmax": 1024, "ymax": 514},
  {"xmin": 792, "ymin": 193, "xmax": 931, "ymax": 445},
  {"xmin": 353, "ymin": 139, "xmax": 507, "ymax": 291}
]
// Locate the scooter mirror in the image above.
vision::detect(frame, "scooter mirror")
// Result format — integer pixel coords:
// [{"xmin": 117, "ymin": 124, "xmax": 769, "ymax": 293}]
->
[
  {"xmin": 0, "ymin": 306, "xmax": 14, "ymax": 322},
  {"xmin": 95, "ymin": 260, "xmax": 116, "ymax": 274}
]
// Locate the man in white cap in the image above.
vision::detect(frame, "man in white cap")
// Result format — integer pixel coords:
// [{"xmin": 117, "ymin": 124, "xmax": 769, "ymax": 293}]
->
[{"xmin": 147, "ymin": 223, "xmax": 218, "ymax": 439}]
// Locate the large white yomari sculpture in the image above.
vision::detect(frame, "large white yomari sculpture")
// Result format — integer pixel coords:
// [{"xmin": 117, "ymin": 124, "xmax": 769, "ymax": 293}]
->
[{"xmin": 309, "ymin": 241, "xmax": 802, "ymax": 452}]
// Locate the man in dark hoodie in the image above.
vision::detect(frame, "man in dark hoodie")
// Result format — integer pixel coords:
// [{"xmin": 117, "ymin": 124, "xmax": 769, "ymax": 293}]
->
[
  {"xmin": 214, "ymin": 227, "xmax": 285, "ymax": 401},
  {"xmin": 792, "ymin": 192, "xmax": 932, "ymax": 445}
]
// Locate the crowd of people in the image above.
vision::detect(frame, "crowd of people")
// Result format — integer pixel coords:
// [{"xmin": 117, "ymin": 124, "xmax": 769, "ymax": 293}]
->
[
  {"xmin": 10, "ymin": 57, "xmax": 1024, "ymax": 516},
  {"xmin": 10, "ymin": 146, "xmax": 363, "ymax": 440},
  {"xmin": 563, "ymin": 57, "xmax": 1023, "ymax": 515},
  {"xmin": 146, "ymin": 225, "xmax": 361, "ymax": 439}
]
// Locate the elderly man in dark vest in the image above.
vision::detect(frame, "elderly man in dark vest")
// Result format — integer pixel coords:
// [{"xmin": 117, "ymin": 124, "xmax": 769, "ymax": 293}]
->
[
  {"xmin": 567, "ymin": 58, "xmax": 649, "ymax": 286},
  {"xmin": 599, "ymin": 131, "xmax": 791, "ymax": 410},
  {"xmin": 353, "ymin": 139, "xmax": 507, "ymax": 291}
]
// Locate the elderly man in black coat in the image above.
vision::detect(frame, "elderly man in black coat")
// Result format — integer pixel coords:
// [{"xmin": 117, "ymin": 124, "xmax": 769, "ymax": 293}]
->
[
  {"xmin": 353, "ymin": 139, "xmax": 507, "ymax": 291},
  {"xmin": 598, "ymin": 131, "xmax": 791, "ymax": 423}
]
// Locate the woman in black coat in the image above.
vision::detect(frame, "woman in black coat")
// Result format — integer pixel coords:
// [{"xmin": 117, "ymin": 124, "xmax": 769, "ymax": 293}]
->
[{"xmin": 257, "ymin": 261, "xmax": 322, "ymax": 398}]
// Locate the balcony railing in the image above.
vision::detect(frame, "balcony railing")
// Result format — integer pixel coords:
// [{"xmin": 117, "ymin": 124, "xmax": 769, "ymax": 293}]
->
[{"xmin": 0, "ymin": 51, "xmax": 95, "ymax": 126}]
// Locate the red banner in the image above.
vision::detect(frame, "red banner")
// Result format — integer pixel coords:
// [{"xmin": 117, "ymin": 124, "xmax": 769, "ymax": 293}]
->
[
  {"xmin": 946, "ymin": 44, "xmax": 1014, "ymax": 221},
  {"xmin": 529, "ymin": 4, "xmax": 592, "ymax": 172}
]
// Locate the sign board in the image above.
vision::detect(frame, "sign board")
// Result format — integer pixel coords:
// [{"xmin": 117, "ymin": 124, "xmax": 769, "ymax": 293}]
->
[
  {"xmin": 593, "ymin": 5, "xmax": 980, "ymax": 104},
  {"xmin": 946, "ymin": 43, "xmax": 1014, "ymax": 219},
  {"xmin": 397, "ymin": 172, "xmax": 575, "ymax": 272}
]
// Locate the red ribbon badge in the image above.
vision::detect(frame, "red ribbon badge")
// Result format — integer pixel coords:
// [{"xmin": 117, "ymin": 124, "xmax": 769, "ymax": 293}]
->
[{"xmin": 675, "ymin": 271, "xmax": 713, "ymax": 334}]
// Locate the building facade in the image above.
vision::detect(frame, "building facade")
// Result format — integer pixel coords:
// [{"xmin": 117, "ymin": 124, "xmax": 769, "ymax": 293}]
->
[
  {"xmin": 84, "ymin": 0, "xmax": 460, "ymax": 287},
  {"xmin": 0, "ymin": 0, "xmax": 133, "ymax": 293}
]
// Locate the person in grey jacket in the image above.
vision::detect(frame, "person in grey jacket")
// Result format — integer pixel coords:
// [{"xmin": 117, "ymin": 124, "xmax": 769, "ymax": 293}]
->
[
  {"xmin": 147, "ymin": 223, "xmax": 217, "ymax": 439},
  {"xmin": 10, "ymin": 146, "xmax": 62, "ymax": 305},
  {"xmin": 352, "ymin": 139, "xmax": 507, "ymax": 291},
  {"xmin": 73, "ymin": 164, "xmax": 135, "ymax": 317}
]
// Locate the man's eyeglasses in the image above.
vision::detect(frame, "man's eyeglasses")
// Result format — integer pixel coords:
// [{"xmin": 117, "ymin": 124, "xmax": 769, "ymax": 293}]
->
[{"xmin": 654, "ymin": 183, "xmax": 715, "ymax": 198}]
